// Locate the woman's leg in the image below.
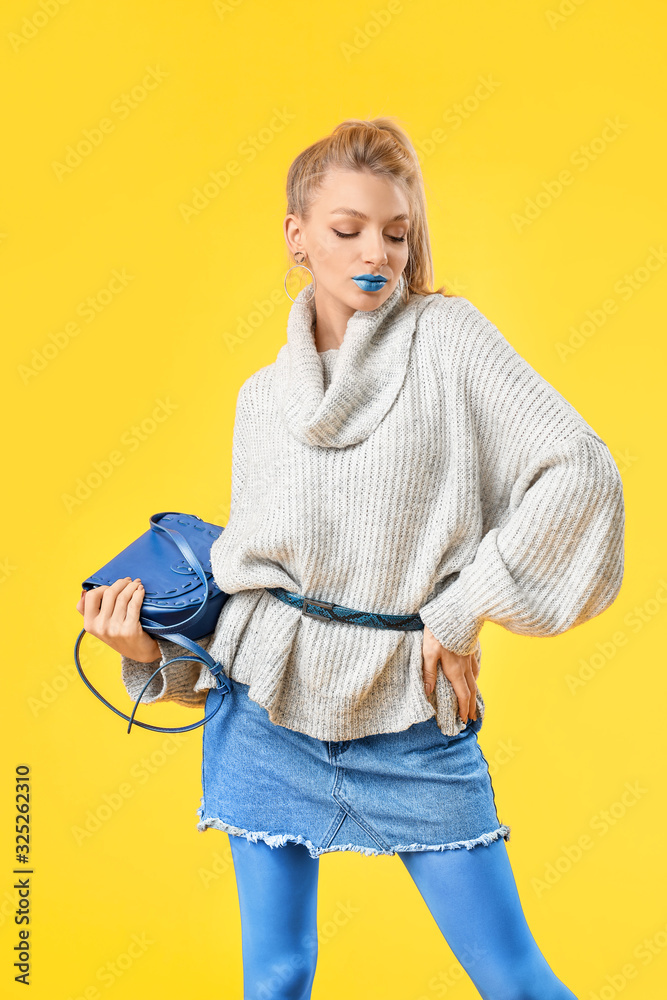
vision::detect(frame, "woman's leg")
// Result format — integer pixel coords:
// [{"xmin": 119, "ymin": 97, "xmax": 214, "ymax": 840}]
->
[
  {"xmin": 229, "ymin": 834, "xmax": 320, "ymax": 1000},
  {"xmin": 398, "ymin": 836, "xmax": 578, "ymax": 1000}
]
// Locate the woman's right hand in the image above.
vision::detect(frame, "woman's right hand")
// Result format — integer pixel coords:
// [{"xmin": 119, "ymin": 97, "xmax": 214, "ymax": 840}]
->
[{"xmin": 76, "ymin": 577, "xmax": 161, "ymax": 663}]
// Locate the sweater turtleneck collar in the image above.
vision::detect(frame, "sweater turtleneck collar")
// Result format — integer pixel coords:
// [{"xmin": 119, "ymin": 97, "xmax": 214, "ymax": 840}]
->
[{"xmin": 274, "ymin": 273, "xmax": 433, "ymax": 449}]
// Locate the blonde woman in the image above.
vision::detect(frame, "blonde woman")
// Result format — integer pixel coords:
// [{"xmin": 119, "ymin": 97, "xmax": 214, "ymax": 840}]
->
[{"xmin": 78, "ymin": 118, "xmax": 624, "ymax": 999}]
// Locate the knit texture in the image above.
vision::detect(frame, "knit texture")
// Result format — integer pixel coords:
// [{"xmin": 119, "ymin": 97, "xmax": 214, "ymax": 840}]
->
[{"xmin": 120, "ymin": 277, "xmax": 625, "ymax": 740}]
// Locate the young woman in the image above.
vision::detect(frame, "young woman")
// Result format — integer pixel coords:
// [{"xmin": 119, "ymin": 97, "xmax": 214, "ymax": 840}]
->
[{"xmin": 77, "ymin": 118, "xmax": 625, "ymax": 999}]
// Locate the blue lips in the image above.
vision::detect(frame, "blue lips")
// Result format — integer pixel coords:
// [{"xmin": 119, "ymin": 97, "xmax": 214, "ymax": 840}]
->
[{"xmin": 352, "ymin": 273, "xmax": 388, "ymax": 292}]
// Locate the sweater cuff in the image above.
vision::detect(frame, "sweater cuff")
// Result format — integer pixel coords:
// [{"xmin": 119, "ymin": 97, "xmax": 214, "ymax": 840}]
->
[
  {"xmin": 120, "ymin": 633, "xmax": 218, "ymax": 709},
  {"xmin": 419, "ymin": 527, "xmax": 518, "ymax": 655},
  {"xmin": 419, "ymin": 575, "xmax": 484, "ymax": 656}
]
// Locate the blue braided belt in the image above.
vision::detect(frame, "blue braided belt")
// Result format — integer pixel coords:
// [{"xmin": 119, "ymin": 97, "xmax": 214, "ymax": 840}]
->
[{"xmin": 266, "ymin": 586, "xmax": 425, "ymax": 631}]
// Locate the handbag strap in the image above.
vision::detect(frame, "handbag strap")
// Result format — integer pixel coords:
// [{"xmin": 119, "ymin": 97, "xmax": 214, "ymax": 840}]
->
[
  {"xmin": 138, "ymin": 512, "xmax": 216, "ymax": 637},
  {"xmin": 74, "ymin": 627, "xmax": 232, "ymax": 735}
]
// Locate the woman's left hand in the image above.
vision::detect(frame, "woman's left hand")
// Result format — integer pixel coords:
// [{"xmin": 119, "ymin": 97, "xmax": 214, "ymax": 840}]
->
[{"xmin": 422, "ymin": 625, "xmax": 480, "ymax": 723}]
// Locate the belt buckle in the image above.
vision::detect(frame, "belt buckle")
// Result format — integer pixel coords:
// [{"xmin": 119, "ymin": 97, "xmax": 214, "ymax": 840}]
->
[{"xmin": 302, "ymin": 598, "xmax": 334, "ymax": 621}]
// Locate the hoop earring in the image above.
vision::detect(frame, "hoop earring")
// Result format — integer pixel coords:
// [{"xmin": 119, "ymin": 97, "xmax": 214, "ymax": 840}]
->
[
  {"xmin": 284, "ymin": 251, "xmax": 316, "ymax": 303},
  {"xmin": 400, "ymin": 270, "xmax": 410, "ymax": 305}
]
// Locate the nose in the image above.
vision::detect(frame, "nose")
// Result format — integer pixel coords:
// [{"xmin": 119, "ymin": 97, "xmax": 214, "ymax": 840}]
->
[{"xmin": 362, "ymin": 232, "xmax": 388, "ymax": 267}]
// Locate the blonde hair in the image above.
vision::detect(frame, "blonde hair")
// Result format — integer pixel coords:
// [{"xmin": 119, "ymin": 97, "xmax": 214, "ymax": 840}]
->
[{"xmin": 285, "ymin": 117, "xmax": 455, "ymax": 301}]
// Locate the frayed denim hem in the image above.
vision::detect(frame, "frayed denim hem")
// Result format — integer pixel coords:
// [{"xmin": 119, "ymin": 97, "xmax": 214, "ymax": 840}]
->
[{"xmin": 196, "ymin": 815, "xmax": 512, "ymax": 860}]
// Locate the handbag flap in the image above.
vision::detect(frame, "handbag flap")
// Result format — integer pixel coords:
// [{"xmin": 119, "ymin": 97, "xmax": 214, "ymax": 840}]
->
[{"xmin": 83, "ymin": 513, "xmax": 224, "ymax": 609}]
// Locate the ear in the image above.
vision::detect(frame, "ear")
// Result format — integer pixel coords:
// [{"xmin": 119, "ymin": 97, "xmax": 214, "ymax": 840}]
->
[{"xmin": 284, "ymin": 213, "xmax": 305, "ymax": 257}]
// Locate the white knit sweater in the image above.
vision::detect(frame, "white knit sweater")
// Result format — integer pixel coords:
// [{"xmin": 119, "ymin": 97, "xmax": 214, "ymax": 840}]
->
[{"xmin": 120, "ymin": 277, "xmax": 625, "ymax": 740}]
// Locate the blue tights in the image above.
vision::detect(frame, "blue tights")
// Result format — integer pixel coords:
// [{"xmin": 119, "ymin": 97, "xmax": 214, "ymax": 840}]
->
[{"xmin": 229, "ymin": 833, "xmax": 578, "ymax": 1000}]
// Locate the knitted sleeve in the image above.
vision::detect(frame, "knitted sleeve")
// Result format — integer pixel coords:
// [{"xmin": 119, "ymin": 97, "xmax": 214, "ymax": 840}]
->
[
  {"xmin": 418, "ymin": 299, "xmax": 626, "ymax": 656},
  {"xmin": 119, "ymin": 631, "xmax": 217, "ymax": 708},
  {"xmin": 117, "ymin": 378, "xmax": 252, "ymax": 707}
]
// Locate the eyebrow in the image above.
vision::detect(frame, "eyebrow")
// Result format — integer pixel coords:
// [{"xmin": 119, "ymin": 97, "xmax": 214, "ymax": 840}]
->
[{"xmin": 330, "ymin": 207, "xmax": 410, "ymax": 223}]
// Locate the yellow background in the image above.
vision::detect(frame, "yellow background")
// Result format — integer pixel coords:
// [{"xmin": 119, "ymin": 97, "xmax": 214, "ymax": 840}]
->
[{"xmin": 2, "ymin": 0, "xmax": 665, "ymax": 997}]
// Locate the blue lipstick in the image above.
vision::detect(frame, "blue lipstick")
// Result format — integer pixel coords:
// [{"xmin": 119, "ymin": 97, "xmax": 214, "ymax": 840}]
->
[{"xmin": 352, "ymin": 273, "xmax": 388, "ymax": 292}]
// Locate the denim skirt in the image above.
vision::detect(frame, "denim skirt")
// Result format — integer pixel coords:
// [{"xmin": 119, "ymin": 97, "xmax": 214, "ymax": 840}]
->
[{"xmin": 196, "ymin": 675, "xmax": 511, "ymax": 860}]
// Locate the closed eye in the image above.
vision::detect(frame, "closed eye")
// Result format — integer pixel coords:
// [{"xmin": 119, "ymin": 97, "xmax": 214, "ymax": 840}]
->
[{"xmin": 332, "ymin": 228, "xmax": 406, "ymax": 243}]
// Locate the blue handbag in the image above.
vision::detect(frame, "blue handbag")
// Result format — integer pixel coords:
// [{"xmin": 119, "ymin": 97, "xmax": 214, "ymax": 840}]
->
[{"xmin": 74, "ymin": 511, "xmax": 232, "ymax": 735}]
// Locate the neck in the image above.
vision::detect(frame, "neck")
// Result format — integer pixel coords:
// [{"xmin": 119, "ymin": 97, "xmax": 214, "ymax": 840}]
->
[
  {"xmin": 311, "ymin": 285, "xmax": 356, "ymax": 352},
  {"xmin": 276, "ymin": 275, "xmax": 427, "ymax": 449}
]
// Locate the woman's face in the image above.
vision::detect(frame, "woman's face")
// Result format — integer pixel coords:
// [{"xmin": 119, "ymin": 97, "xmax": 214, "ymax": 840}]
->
[{"xmin": 285, "ymin": 167, "xmax": 411, "ymax": 313}]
